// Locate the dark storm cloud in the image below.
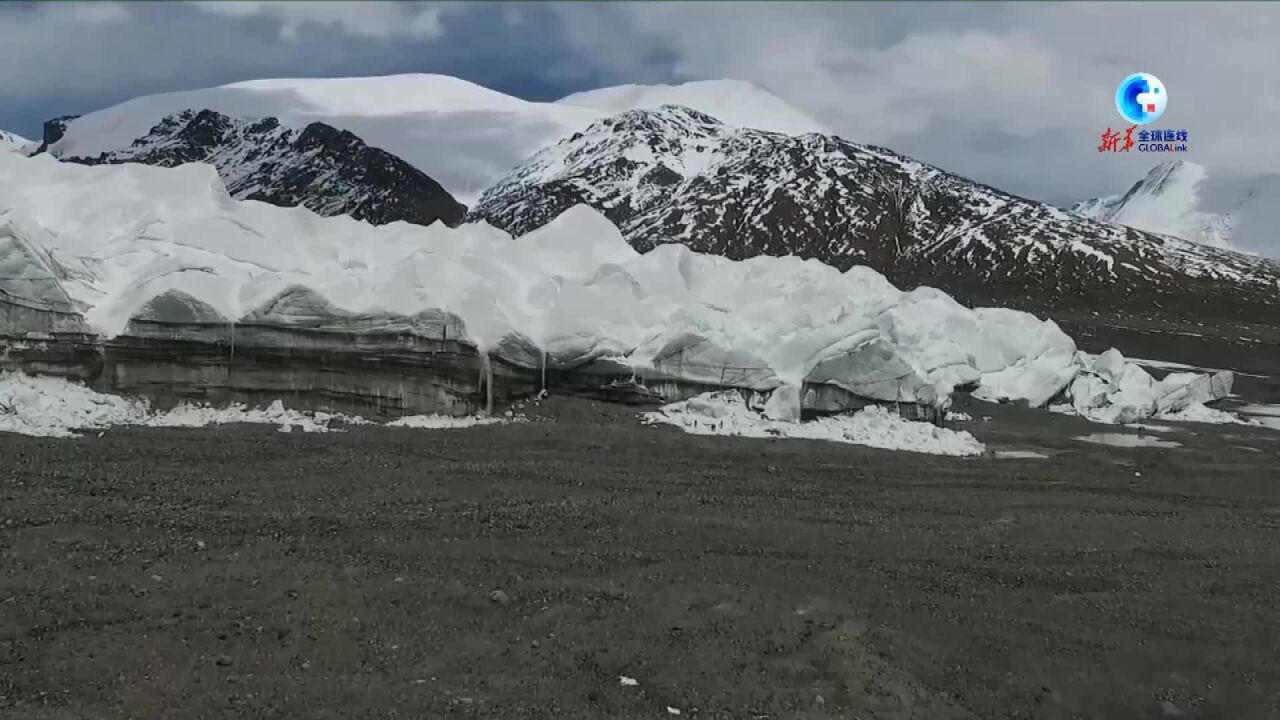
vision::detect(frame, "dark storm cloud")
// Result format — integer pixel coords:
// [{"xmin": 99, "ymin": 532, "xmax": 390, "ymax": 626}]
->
[{"xmin": 0, "ymin": 2, "xmax": 613, "ymax": 137}]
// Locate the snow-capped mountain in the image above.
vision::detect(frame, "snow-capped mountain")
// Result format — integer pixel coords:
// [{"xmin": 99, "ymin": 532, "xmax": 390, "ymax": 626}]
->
[
  {"xmin": 557, "ymin": 79, "xmax": 828, "ymax": 136},
  {"xmin": 1, "ymin": 129, "xmax": 30, "ymax": 154},
  {"xmin": 471, "ymin": 106, "xmax": 1280, "ymax": 319},
  {"xmin": 44, "ymin": 74, "xmax": 827, "ymax": 203},
  {"xmin": 1074, "ymin": 160, "xmax": 1280, "ymax": 259},
  {"xmin": 61, "ymin": 109, "xmax": 464, "ymax": 228}
]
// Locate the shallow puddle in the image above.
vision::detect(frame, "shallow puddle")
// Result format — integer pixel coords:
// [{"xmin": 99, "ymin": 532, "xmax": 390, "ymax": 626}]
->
[
  {"xmin": 1075, "ymin": 433, "xmax": 1182, "ymax": 449},
  {"xmin": 994, "ymin": 450, "xmax": 1050, "ymax": 459}
]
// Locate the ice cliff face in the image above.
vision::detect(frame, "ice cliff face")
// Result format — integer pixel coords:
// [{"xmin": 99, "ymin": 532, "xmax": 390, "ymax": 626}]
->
[
  {"xmin": 0, "ymin": 151, "xmax": 1236, "ymax": 423},
  {"xmin": 59, "ymin": 109, "xmax": 466, "ymax": 228},
  {"xmin": 472, "ymin": 106, "xmax": 1280, "ymax": 321}
]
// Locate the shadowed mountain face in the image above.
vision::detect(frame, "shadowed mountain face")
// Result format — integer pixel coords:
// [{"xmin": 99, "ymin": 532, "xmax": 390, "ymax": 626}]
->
[
  {"xmin": 471, "ymin": 106, "xmax": 1280, "ymax": 323},
  {"xmin": 31, "ymin": 115, "xmax": 80, "ymax": 155},
  {"xmin": 61, "ymin": 109, "xmax": 466, "ymax": 228}
]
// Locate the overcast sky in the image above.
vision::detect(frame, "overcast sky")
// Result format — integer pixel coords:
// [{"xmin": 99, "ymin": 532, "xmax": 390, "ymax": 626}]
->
[{"xmin": 3, "ymin": 1, "xmax": 1278, "ymax": 206}]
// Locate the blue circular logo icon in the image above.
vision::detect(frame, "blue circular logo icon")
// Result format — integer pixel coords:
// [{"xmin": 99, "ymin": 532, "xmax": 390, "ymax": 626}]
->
[{"xmin": 1115, "ymin": 73, "xmax": 1167, "ymax": 125}]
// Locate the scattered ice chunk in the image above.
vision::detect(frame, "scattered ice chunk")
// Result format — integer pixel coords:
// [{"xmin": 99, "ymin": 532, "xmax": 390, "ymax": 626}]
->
[
  {"xmin": 0, "ymin": 372, "xmax": 500, "ymax": 437},
  {"xmin": 642, "ymin": 391, "xmax": 985, "ymax": 456},
  {"xmin": 148, "ymin": 399, "xmax": 360, "ymax": 433},
  {"xmin": 1156, "ymin": 403, "xmax": 1248, "ymax": 425},
  {"xmin": 1059, "ymin": 349, "xmax": 1234, "ymax": 425},
  {"xmin": 0, "ymin": 371, "xmax": 150, "ymax": 437},
  {"xmin": 1091, "ymin": 348, "xmax": 1127, "ymax": 385},
  {"xmin": 763, "ymin": 383, "xmax": 801, "ymax": 422},
  {"xmin": 619, "ymin": 676, "xmax": 639, "ymax": 687},
  {"xmin": 387, "ymin": 415, "xmax": 507, "ymax": 429}
]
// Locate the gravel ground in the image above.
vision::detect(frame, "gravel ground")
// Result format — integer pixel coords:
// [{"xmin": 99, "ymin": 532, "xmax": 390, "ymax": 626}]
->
[{"xmin": 3, "ymin": 325, "xmax": 1280, "ymax": 720}]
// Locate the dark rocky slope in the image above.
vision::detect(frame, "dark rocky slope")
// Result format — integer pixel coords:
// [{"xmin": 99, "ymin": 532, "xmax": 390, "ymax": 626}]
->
[
  {"xmin": 60, "ymin": 109, "xmax": 465, "ymax": 228},
  {"xmin": 471, "ymin": 106, "xmax": 1280, "ymax": 324}
]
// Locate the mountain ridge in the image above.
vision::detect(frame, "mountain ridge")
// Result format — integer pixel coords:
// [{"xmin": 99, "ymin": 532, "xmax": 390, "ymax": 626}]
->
[{"xmin": 472, "ymin": 105, "xmax": 1280, "ymax": 322}]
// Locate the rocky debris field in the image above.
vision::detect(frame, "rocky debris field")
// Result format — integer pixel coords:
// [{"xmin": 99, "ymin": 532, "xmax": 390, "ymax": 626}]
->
[{"xmin": 3, "ymin": 333, "xmax": 1280, "ymax": 719}]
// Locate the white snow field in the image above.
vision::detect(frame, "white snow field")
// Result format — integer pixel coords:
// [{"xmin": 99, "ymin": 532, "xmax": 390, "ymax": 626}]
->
[
  {"xmin": 44, "ymin": 75, "xmax": 825, "ymax": 203},
  {"xmin": 1, "ymin": 130, "xmax": 30, "ymax": 154},
  {"xmin": 641, "ymin": 392, "xmax": 985, "ymax": 457},
  {"xmin": 0, "ymin": 152, "xmax": 1237, "ymax": 434},
  {"xmin": 0, "ymin": 371, "xmax": 505, "ymax": 438}
]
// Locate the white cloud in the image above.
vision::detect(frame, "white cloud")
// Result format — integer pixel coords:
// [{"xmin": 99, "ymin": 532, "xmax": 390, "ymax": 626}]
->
[
  {"xmin": 553, "ymin": 2, "xmax": 1280, "ymax": 210},
  {"xmin": 67, "ymin": 2, "xmax": 129, "ymax": 25},
  {"xmin": 191, "ymin": 1, "xmax": 445, "ymax": 40}
]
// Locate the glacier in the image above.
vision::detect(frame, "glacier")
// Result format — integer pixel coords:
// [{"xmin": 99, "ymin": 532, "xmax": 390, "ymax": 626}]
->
[{"xmin": 0, "ymin": 151, "xmax": 1232, "ymax": 423}]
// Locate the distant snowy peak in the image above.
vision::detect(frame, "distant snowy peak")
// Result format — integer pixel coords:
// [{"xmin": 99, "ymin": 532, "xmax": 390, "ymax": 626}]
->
[
  {"xmin": 1074, "ymin": 160, "xmax": 1205, "ymax": 218},
  {"xmin": 1073, "ymin": 161, "xmax": 1225, "ymax": 247},
  {"xmin": 1, "ymin": 129, "xmax": 31, "ymax": 154},
  {"xmin": 1074, "ymin": 160, "xmax": 1280, "ymax": 258},
  {"xmin": 558, "ymin": 79, "xmax": 830, "ymax": 136},
  {"xmin": 473, "ymin": 106, "xmax": 1280, "ymax": 320},
  {"xmin": 63, "ymin": 109, "xmax": 464, "ymax": 228}
]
